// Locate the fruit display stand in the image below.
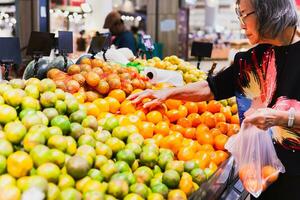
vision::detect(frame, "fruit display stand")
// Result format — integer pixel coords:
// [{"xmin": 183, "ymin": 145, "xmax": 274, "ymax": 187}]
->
[{"xmin": 0, "ymin": 54, "xmax": 242, "ymax": 199}]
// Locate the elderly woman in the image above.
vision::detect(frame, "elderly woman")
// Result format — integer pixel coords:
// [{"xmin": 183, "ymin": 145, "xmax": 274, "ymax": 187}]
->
[{"xmin": 129, "ymin": 0, "xmax": 300, "ymax": 199}]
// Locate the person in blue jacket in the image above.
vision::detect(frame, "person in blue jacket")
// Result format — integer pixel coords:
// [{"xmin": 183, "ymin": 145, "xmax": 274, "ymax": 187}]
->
[{"xmin": 103, "ymin": 11, "xmax": 137, "ymax": 55}]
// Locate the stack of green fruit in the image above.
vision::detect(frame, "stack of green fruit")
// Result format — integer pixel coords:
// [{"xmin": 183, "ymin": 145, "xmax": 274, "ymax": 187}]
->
[{"xmin": 0, "ymin": 78, "xmax": 211, "ymax": 200}]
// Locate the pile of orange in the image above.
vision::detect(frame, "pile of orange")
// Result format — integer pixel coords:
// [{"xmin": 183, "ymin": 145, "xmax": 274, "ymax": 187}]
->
[{"xmin": 91, "ymin": 91, "xmax": 239, "ymax": 171}]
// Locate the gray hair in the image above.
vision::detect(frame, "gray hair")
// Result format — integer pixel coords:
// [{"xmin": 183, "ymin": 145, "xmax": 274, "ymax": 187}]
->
[{"xmin": 237, "ymin": 0, "xmax": 298, "ymax": 38}]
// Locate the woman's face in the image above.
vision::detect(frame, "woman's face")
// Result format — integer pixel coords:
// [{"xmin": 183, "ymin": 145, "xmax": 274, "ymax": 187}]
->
[{"xmin": 237, "ymin": 0, "xmax": 260, "ymax": 44}]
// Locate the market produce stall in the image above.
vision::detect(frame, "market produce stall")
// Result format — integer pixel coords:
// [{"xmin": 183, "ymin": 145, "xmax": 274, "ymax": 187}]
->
[{"xmin": 0, "ymin": 35, "xmax": 244, "ymax": 200}]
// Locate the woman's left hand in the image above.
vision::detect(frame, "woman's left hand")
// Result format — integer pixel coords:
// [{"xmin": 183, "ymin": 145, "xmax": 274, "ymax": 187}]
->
[{"xmin": 243, "ymin": 108, "xmax": 279, "ymax": 130}]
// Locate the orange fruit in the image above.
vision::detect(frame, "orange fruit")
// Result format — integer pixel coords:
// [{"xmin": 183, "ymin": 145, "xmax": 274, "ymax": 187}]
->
[
  {"xmin": 210, "ymin": 128, "xmax": 222, "ymax": 137},
  {"xmin": 201, "ymin": 111, "xmax": 216, "ymax": 129},
  {"xmin": 104, "ymin": 97, "xmax": 121, "ymax": 114},
  {"xmin": 243, "ymin": 178, "xmax": 262, "ymax": 193},
  {"xmin": 208, "ymin": 162, "xmax": 218, "ymax": 173},
  {"xmin": 214, "ymin": 134, "xmax": 228, "ymax": 150},
  {"xmin": 184, "ymin": 102, "xmax": 198, "ymax": 114},
  {"xmin": 134, "ymin": 110, "xmax": 146, "ymax": 121},
  {"xmin": 167, "ymin": 134, "xmax": 182, "ymax": 154},
  {"xmin": 146, "ymin": 111, "xmax": 163, "ymax": 124},
  {"xmin": 168, "ymin": 189, "xmax": 187, "ymax": 200},
  {"xmin": 120, "ymin": 100, "xmax": 136, "ymax": 115},
  {"xmin": 209, "ymin": 151, "xmax": 222, "ymax": 166},
  {"xmin": 93, "ymin": 98, "xmax": 109, "ymax": 112},
  {"xmin": 177, "ymin": 117, "xmax": 192, "ymax": 128},
  {"xmin": 239, "ymin": 164, "xmax": 256, "ymax": 181},
  {"xmin": 231, "ymin": 104, "xmax": 238, "ymax": 115},
  {"xmin": 262, "ymin": 165, "xmax": 278, "ymax": 183},
  {"xmin": 91, "ymin": 58, "xmax": 104, "ymax": 68},
  {"xmin": 86, "ymin": 72, "xmax": 100, "ymax": 87},
  {"xmin": 178, "ymin": 105, "xmax": 188, "ymax": 118},
  {"xmin": 166, "ymin": 109, "xmax": 181, "ymax": 122},
  {"xmin": 108, "ymin": 89, "xmax": 126, "ymax": 103},
  {"xmin": 126, "ymin": 114, "xmax": 141, "ymax": 126},
  {"xmin": 221, "ymin": 106, "xmax": 232, "ymax": 122},
  {"xmin": 214, "ymin": 113, "xmax": 226, "ymax": 123},
  {"xmin": 199, "ymin": 144, "xmax": 214, "ymax": 152},
  {"xmin": 85, "ymin": 91, "xmax": 100, "ymax": 102},
  {"xmin": 216, "ymin": 122, "xmax": 228, "ymax": 134},
  {"xmin": 170, "ymin": 124, "xmax": 185, "ymax": 135},
  {"xmin": 196, "ymin": 131, "xmax": 214, "ymax": 145},
  {"xmin": 177, "ymin": 147, "xmax": 195, "ymax": 161},
  {"xmin": 230, "ymin": 114, "xmax": 240, "ymax": 124},
  {"xmin": 179, "ymin": 172, "xmax": 195, "ymax": 196},
  {"xmin": 227, "ymin": 124, "xmax": 240, "ymax": 137},
  {"xmin": 196, "ymin": 124, "xmax": 209, "ymax": 136},
  {"xmin": 152, "ymin": 134, "xmax": 164, "ymax": 146},
  {"xmin": 216, "ymin": 150, "xmax": 229, "ymax": 163},
  {"xmin": 73, "ymin": 92, "xmax": 86, "ymax": 104},
  {"xmin": 154, "ymin": 121, "xmax": 170, "ymax": 136},
  {"xmin": 138, "ymin": 121, "xmax": 155, "ymax": 139},
  {"xmin": 183, "ymin": 127, "xmax": 196, "ymax": 139},
  {"xmin": 187, "ymin": 113, "xmax": 202, "ymax": 127},
  {"xmin": 165, "ymin": 99, "xmax": 182, "ymax": 110},
  {"xmin": 207, "ymin": 100, "xmax": 222, "ymax": 114},
  {"xmin": 80, "ymin": 57, "xmax": 92, "ymax": 65},
  {"xmin": 197, "ymin": 101, "xmax": 207, "ymax": 114},
  {"xmin": 92, "ymin": 67, "xmax": 104, "ymax": 77},
  {"xmin": 85, "ymin": 102, "xmax": 100, "ymax": 117},
  {"xmin": 195, "ymin": 151, "xmax": 211, "ymax": 169}
]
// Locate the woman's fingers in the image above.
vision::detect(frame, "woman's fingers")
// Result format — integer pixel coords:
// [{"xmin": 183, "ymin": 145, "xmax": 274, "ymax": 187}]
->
[
  {"xmin": 143, "ymin": 98, "xmax": 162, "ymax": 110},
  {"xmin": 129, "ymin": 90, "xmax": 153, "ymax": 104}
]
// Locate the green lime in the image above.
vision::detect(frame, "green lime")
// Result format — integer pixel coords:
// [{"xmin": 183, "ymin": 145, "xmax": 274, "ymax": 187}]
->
[
  {"xmin": 162, "ymin": 170, "xmax": 180, "ymax": 189},
  {"xmin": 108, "ymin": 179, "xmax": 129, "ymax": 199},
  {"xmin": 30, "ymin": 144, "xmax": 50, "ymax": 167},
  {"xmin": 25, "ymin": 84, "xmax": 40, "ymax": 99},
  {"xmin": 37, "ymin": 163, "xmax": 61, "ymax": 183},
  {"xmin": 48, "ymin": 135, "xmax": 68, "ymax": 152},
  {"xmin": 40, "ymin": 91, "xmax": 57, "ymax": 108},
  {"xmin": 103, "ymin": 117, "xmax": 119, "ymax": 132},
  {"xmin": 58, "ymin": 174, "xmax": 75, "ymax": 189},
  {"xmin": 43, "ymin": 108, "xmax": 59, "ymax": 121},
  {"xmin": 129, "ymin": 183, "xmax": 149, "ymax": 199},
  {"xmin": 47, "ymin": 183, "xmax": 61, "ymax": 200},
  {"xmin": 133, "ymin": 166, "xmax": 153, "ymax": 185},
  {"xmin": 0, "ymin": 155, "xmax": 6, "ymax": 174},
  {"xmin": 116, "ymin": 149, "xmax": 136, "ymax": 166},
  {"xmin": 88, "ymin": 168, "xmax": 104, "ymax": 182},
  {"xmin": 95, "ymin": 142, "xmax": 113, "ymax": 159},
  {"xmin": 0, "ymin": 105, "xmax": 17, "ymax": 124},
  {"xmin": 0, "ymin": 139, "xmax": 13, "ymax": 157},
  {"xmin": 51, "ymin": 115, "xmax": 71, "ymax": 135},
  {"xmin": 55, "ymin": 100, "xmax": 67, "ymax": 115},
  {"xmin": 66, "ymin": 155, "xmax": 90, "ymax": 180},
  {"xmin": 60, "ymin": 188, "xmax": 81, "ymax": 200}
]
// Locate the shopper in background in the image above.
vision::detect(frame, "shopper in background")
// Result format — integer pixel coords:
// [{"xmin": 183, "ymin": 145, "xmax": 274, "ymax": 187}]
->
[
  {"xmin": 76, "ymin": 30, "xmax": 87, "ymax": 52},
  {"xmin": 128, "ymin": 0, "xmax": 300, "ymax": 199},
  {"xmin": 103, "ymin": 11, "xmax": 137, "ymax": 55}
]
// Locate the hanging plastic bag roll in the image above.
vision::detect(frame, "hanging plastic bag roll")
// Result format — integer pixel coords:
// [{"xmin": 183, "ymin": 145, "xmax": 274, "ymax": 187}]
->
[{"xmin": 142, "ymin": 67, "xmax": 184, "ymax": 87}]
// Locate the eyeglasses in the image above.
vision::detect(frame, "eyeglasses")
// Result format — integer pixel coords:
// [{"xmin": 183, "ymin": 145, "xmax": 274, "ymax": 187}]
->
[{"xmin": 235, "ymin": 5, "xmax": 255, "ymax": 25}]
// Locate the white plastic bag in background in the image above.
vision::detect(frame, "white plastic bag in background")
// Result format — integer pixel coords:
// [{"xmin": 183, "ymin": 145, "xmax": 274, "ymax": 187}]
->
[{"xmin": 225, "ymin": 123, "xmax": 285, "ymax": 198}]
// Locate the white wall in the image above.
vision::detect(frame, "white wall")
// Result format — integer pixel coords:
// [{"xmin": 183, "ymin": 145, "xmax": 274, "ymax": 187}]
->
[{"xmin": 85, "ymin": 0, "xmax": 113, "ymax": 32}]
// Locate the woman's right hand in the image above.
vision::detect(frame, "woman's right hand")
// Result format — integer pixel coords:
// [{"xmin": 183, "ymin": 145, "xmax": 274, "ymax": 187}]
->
[{"xmin": 127, "ymin": 89, "xmax": 171, "ymax": 110}]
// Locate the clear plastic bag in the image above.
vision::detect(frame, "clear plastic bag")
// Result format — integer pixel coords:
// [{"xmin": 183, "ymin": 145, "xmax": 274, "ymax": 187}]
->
[{"xmin": 225, "ymin": 123, "xmax": 285, "ymax": 198}]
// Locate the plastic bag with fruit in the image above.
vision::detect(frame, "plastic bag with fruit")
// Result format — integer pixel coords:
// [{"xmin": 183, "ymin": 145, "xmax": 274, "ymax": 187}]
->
[{"xmin": 225, "ymin": 122, "xmax": 285, "ymax": 197}]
